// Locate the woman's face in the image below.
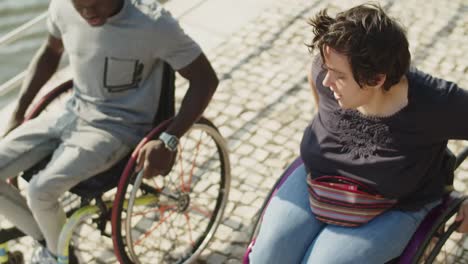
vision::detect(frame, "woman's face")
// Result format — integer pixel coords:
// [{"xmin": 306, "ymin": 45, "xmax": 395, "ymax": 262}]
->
[
  {"xmin": 72, "ymin": 0, "xmax": 123, "ymax": 27},
  {"xmin": 321, "ymin": 46, "xmax": 375, "ymax": 109}
]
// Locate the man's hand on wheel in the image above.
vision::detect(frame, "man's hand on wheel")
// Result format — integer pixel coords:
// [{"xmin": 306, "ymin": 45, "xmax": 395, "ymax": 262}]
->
[{"xmin": 136, "ymin": 139, "xmax": 176, "ymax": 179}]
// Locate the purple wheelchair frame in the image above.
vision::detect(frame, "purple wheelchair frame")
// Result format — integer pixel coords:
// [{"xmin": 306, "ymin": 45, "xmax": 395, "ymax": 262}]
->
[{"xmin": 242, "ymin": 157, "xmax": 466, "ymax": 264}]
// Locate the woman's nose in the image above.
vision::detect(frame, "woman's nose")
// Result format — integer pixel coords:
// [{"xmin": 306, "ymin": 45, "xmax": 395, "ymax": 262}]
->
[{"xmin": 322, "ymin": 72, "xmax": 332, "ymax": 88}]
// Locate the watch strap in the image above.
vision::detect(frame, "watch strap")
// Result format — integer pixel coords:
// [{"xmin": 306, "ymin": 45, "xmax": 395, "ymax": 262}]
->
[{"xmin": 158, "ymin": 132, "xmax": 179, "ymax": 152}]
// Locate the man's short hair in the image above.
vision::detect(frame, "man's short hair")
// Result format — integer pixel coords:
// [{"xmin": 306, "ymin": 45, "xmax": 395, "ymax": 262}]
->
[{"xmin": 308, "ymin": 3, "xmax": 411, "ymax": 91}]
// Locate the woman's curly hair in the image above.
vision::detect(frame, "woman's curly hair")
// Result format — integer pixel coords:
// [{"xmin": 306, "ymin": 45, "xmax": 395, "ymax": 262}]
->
[{"xmin": 308, "ymin": 3, "xmax": 411, "ymax": 91}]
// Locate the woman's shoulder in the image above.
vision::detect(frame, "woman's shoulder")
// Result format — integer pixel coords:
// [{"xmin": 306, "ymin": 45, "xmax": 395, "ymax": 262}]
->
[
  {"xmin": 407, "ymin": 67, "xmax": 459, "ymax": 104},
  {"xmin": 408, "ymin": 67, "xmax": 459, "ymax": 93}
]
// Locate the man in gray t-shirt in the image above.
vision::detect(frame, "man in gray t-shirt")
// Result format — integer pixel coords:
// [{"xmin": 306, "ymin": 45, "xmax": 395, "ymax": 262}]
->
[{"xmin": 0, "ymin": 0, "xmax": 219, "ymax": 262}]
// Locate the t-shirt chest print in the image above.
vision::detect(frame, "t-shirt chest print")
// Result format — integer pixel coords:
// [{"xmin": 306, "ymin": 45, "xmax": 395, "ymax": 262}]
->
[
  {"xmin": 329, "ymin": 109, "xmax": 396, "ymax": 159},
  {"xmin": 104, "ymin": 57, "xmax": 145, "ymax": 92}
]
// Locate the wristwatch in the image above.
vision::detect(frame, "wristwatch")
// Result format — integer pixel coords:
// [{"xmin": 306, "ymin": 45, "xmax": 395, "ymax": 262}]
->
[{"xmin": 159, "ymin": 132, "xmax": 179, "ymax": 152}]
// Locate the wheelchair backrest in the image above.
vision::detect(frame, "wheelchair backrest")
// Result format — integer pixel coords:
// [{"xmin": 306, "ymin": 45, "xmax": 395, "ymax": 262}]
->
[
  {"xmin": 152, "ymin": 62, "xmax": 176, "ymax": 126},
  {"xmin": 443, "ymin": 148, "xmax": 456, "ymax": 191}
]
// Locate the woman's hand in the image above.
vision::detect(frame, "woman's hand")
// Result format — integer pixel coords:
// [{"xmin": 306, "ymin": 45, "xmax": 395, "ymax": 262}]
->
[
  {"xmin": 455, "ymin": 199, "xmax": 468, "ymax": 233},
  {"xmin": 136, "ymin": 140, "xmax": 176, "ymax": 179}
]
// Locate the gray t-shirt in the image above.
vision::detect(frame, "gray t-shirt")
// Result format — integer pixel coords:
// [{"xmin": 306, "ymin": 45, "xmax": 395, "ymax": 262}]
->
[{"xmin": 47, "ymin": 0, "xmax": 202, "ymax": 146}]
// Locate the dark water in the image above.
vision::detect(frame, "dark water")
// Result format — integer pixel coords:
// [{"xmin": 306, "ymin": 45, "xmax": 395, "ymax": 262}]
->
[
  {"xmin": 0, "ymin": 0, "xmax": 170, "ymax": 105},
  {"xmin": 0, "ymin": 0, "xmax": 49, "ymax": 87}
]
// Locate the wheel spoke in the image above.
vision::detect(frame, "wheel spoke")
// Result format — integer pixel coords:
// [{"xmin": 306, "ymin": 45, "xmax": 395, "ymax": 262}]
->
[
  {"xmin": 177, "ymin": 145, "xmax": 185, "ymax": 191},
  {"xmin": 135, "ymin": 210, "xmax": 176, "ymax": 246},
  {"xmin": 183, "ymin": 133, "xmax": 203, "ymax": 193},
  {"xmin": 183, "ymin": 213, "xmax": 195, "ymax": 246},
  {"xmin": 189, "ymin": 204, "xmax": 213, "ymax": 218}
]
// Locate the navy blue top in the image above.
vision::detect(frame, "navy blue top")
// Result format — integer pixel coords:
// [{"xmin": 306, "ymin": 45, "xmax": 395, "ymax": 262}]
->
[{"xmin": 300, "ymin": 56, "xmax": 468, "ymax": 210}]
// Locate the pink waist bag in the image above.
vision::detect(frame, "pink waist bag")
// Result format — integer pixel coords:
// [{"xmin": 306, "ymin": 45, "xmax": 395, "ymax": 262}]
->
[{"xmin": 307, "ymin": 175, "xmax": 397, "ymax": 227}]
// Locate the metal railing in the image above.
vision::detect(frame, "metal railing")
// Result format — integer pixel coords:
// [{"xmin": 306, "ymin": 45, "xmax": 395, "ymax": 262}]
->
[
  {"xmin": 0, "ymin": 12, "xmax": 47, "ymax": 47},
  {"xmin": 0, "ymin": 70, "xmax": 27, "ymax": 97},
  {"xmin": 0, "ymin": 12, "xmax": 47, "ymax": 98}
]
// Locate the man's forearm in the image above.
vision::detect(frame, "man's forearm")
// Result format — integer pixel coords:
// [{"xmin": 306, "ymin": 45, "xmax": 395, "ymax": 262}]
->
[
  {"xmin": 163, "ymin": 53, "xmax": 219, "ymax": 138},
  {"xmin": 165, "ymin": 78, "xmax": 218, "ymax": 138},
  {"xmin": 14, "ymin": 42, "xmax": 62, "ymax": 117}
]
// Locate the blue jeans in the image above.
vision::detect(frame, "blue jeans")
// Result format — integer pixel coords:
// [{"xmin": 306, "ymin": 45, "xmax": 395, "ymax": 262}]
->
[{"xmin": 249, "ymin": 164, "xmax": 439, "ymax": 264}]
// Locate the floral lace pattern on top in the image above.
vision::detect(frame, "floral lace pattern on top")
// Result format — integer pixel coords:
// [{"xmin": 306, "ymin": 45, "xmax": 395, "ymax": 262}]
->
[{"xmin": 329, "ymin": 108, "xmax": 396, "ymax": 159}]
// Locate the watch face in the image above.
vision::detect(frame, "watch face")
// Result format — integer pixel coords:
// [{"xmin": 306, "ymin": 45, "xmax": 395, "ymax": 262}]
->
[
  {"xmin": 160, "ymin": 132, "xmax": 179, "ymax": 151},
  {"xmin": 167, "ymin": 137, "xmax": 178, "ymax": 150}
]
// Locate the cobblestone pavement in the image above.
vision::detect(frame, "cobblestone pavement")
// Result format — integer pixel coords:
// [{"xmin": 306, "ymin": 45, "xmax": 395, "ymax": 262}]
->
[{"xmin": 1, "ymin": 0, "xmax": 467, "ymax": 263}]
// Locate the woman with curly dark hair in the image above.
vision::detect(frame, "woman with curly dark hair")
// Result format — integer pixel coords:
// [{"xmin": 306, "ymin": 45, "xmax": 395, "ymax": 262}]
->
[{"xmin": 249, "ymin": 3, "xmax": 468, "ymax": 263}]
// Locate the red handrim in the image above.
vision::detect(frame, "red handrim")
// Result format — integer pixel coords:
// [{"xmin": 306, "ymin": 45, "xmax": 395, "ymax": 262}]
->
[
  {"xmin": 111, "ymin": 118, "xmax": 172, "ymax": 264},
  {"xmin": 24, "ymin": 79, "xmax": 73, "ymax": 121}
]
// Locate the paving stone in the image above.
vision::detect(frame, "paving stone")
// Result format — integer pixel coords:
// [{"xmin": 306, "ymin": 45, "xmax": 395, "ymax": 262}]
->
[
  {"xmin": 206, "ymin": 253, "xmax": 228, "ymax": 264},
  {"xmin": 2, "ymin": 0, "xmax": 467, "ymax": 262},
  {"xmin": 223, "ymin": 216, "xmax": 243, "ymax": 230},
  {"xmin": 215, "ymin": 225, "xmax": 234, "ymax": 241}
]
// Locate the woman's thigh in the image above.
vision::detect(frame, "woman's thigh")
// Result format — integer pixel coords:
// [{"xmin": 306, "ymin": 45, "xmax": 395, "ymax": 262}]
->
[
  {"xmin": 249, "ymin": 163, "xmax": 325, "ymax": 264},
  {"xmin": 303, "ymin": 201, "xmax": 439, "ymax": 264}
]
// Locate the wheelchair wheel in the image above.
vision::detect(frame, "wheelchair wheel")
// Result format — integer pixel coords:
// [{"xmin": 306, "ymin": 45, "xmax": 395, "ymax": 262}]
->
[
  {"xmin": 112, "ymin": 117, "xmax": 230, "ymax": 264},
  {"xmin": 413, "ymin": 196, "xmax": 468, "ymax": 264}
]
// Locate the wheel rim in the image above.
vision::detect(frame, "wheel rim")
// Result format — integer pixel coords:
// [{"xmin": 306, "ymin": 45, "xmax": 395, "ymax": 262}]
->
[
  {"xmin": 120, "ymin": 122, "xmax": 230, "ymax": 263},
  {"xmin": 419, "ymin": 215, "xmax": 468, "ymax": 263}
]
